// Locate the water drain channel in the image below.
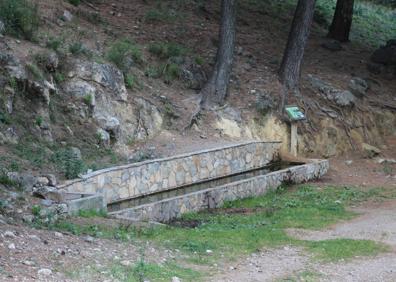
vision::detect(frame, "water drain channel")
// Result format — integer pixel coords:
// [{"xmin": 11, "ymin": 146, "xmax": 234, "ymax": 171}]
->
[{"xmin": 107, "ymin": 161, "xmax": 304, "ymax": 212}]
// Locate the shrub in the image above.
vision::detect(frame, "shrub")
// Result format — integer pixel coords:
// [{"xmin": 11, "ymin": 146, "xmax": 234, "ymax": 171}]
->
[
  {"xmin": 163, "ymin": 63, "xmax": 180, "ymax": 83},
  {"xmin": 106, "ymin": 39, "xmax": 142, "ymax": 72},
  {"xmin": 46, "ymin": 36, "xmax": 63, "ymax": 51},
  {"xmin": 68, "ymin": 0, "xmax": 80, "ymax": 6},
  {"xmin": 0, "ymin": 0, "xmax": 39, "ymax": 40},
  {"xmin": 26, "ymin": 63, "xmax": 44, "ymax": 81},
  {"xmin": 148, "ymin": 42, "xmax": 187, "ymax": 59},
  {"xmin": 124, "ymin": 74, "xmax": 135, "ymax": 89},
  {"xmin": 69, "ymin": 42, "xmax": 84, "ymax": 54},
  {"xmin": 51, "ymin": 148, "xmax": 86, "ymax": 179}
]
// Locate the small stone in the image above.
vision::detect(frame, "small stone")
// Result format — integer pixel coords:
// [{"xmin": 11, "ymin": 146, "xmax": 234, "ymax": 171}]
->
[
  {"xmin": 84, "ymin": 236, "xmax": 94, "ymax": 243},
  {"xmin": 206, "ymin": 249, "xmax": 213, "ymax": 254},
  {"xmin": 345, "ymin": 160, "xmax": 353, "ymax": 165},
  {"xmin": 54, "ymin": 232, "xmax": 63, "ymax": 238},
  {"xmin": 3, "ymin": 230, "xmax": 16, "ymax": 238},
  {"xmin": 62, "ymin": 10, "xmax": 73, "ymax": 22},
  {"xmin": 23, "ymin": 260, "xmax": 35, "ymax": 266},
  {"xmin": 362, "ymin": 143, "xmax": 381, "ymax": 158},
  {"xmin": 172, "ymin": 277, "xmax": 181, "ymax": 282},
  {"xmin": 120, "ymin": 260, "xmax": 132, "ymax": 267},
  {"xmin": 38, "ymin": 268, "xmax": 52, "ymax": 276},
  {"xmin": 8, "ymin": 243, "xmax": 15, "ymax": 250},
  {"xmin": 200, "ymin": 134, "xmax": 207, "ymax": 139}
]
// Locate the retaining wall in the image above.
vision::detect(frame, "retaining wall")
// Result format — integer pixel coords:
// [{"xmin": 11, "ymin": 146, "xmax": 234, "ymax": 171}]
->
[
  {"xmin": 110, "ymin": 160, "xmax": 329, "ymax": 222},
  {"xmin": 59, "ymin": 141, "xmax": 281, "ymax": 204}
]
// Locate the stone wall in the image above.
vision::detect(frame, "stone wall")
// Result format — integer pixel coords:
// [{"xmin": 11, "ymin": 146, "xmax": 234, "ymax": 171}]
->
[
  {"xmin": 110, "ymin": 160, "xmax": 329, "ymax": 222},
  {"xmin": 59, "ymin": 141, "xmax": 281, "ymax": 204}
]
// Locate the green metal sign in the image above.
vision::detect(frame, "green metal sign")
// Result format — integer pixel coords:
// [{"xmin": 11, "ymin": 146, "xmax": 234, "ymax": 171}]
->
[{"xmin": 285, "ymin": 106, "xmax": 305, "ymax": 121}]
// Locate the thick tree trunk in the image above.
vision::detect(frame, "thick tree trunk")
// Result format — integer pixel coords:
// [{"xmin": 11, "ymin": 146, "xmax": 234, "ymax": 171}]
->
[
  {"xmin": 201, "ymin": 0, "xmax": 236, "ymax": 107},
  {"xmin": 327, "ymin": 0, "xmax": 354, "ymax": 42},
  {"xmin": 279, "ymin": 0, "xmax": 316, "ymax": 93}
]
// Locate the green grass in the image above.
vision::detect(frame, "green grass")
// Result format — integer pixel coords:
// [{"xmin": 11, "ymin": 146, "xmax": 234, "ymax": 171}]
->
[
  {"xmin": 0, "ymin": 0, "xmax": 39, "ymax": 40},
  {"xmin": 109, "ymin": 261, "xmax": 201, "ymax": 282},
  {"xmin": 47, "ymin": 185, "xmax": 391, "ymax": 265},
  {"xmin": 106, "ymin": 39, "xmax": 142, "ymax": 72},
  {"xmin": 148, "ymin": 42, "xmax": 188, "ymax": 59},
  {"xmin": 306, "ymin": 238, "xmax": 388, "ymax": 261}
]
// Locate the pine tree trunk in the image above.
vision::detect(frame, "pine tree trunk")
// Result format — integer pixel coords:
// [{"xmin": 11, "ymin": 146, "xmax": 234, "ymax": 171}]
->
[
  {"xmin": 201, "ymin": 0, "xmax": 236, "ymax": 107},
  {"xmin": 279, "ymin": 0, "xmax": 316, "ymax": 92},
  {"xmin": 327, "ymin": 0, "xmax": 354, "ymax": 42}
]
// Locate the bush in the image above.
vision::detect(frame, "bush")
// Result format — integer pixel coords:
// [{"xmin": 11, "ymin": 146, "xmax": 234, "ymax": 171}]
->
[
  {"xmin": 68, "ymin": 0, "xmax": 80, "ymax": 6},
  {"xmin": 46, "ymin": 36, "xmax": 64, "ymax": 51},
  {"xmin": 124, "ymin": 73, "xmax": 135, "ymax": 89},
  {"xmin": 148, "ymin": 42, "xmax": 187, "ymax": 59},
  {"xmin": 51, "ymin": 148, "xmax": 86, "ymax": 179},
  {"xmin": 106, "ymin": 39, "xmax": 142, "ymax": 72},
  {"xmin": 163, "ymin": 63, "xmax": 180, "ymax": 83},
  {"xmin": 0, "ymin": 0, "xmax": 39, "ymax": 40},
  {"xmin": 26, "ymin": 63, "xmax": 44, "ymax": 81}
]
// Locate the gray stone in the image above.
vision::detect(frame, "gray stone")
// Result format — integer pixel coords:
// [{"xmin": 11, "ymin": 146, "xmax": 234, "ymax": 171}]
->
[
  {"xmin": 38, "ymin": 268, "xmax": 52, "ymax": 276},
  {"xmin": 3, "ymin": 230, "xmax": 16, "ymax": 238},
  {"xmin": 70, "ymin": 147, "xmax": 82, "ymax": 160},
  {"xmin": 37, "ymin": 176, "xmax": 50, "ymax": 186},
  {"xmin": 307, "ymin": 74, "xmax": 356, "ymax": 107},
  {"xmin": 371, "ymin": 39, "xmax": 396, "ymax": 65},
  {"xmin": 7, "ymin": 172, "xmax": 37, "ymax": 191},
  {"xmin": 62, "ymin": 10, "xmax": 73, "ymax": 22},
  {"xmin": 321, "ymin": 40, "xmax": 343, "ymax": 52},
  {"xmin": 44, "ymin": 174, "xmax": 57, "ymax": 187},
  {"xmin": 97, "ymin": 128, "xmax": 111, "ymax": 147},
  {"xmin": 349, "ymin": 77, "xmax": 368, "ymax": 98},
  {"xmin": 45, "ymin": 52, "xmax": 59, "ymax": 72},
  {"xmin": 0, "ymin": 20, "xmax": 5, "ymax": 35},
  {"xmin": 84, "ymin": 235, "xmax": 94, "ymax": 243},
  {"xmin": 362, "ymin": 143, "xmax": 381, "ymax": 158}
]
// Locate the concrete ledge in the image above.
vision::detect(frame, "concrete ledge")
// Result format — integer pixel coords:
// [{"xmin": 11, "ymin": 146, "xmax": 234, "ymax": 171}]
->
[
  {"xmin": 110, "ymin": 160, "xmax": 329, "ymax": 222},
  {"xmin": 60, "ymin": 141, "xmax": 281, "ymax": 204},
  {"xmin": 67, "ymin": 194, "xmax": 106, "ymax": 215}
]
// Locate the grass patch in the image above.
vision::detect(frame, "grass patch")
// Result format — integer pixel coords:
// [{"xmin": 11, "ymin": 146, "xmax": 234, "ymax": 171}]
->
[
  {"xmin": 47, "ymin": 185, "xmax": 392, "ymax": 264},
  {"xmin": 148, "ymin": 42, "xmax": 187, "ymax": 59},
  {"xmin": 77, "ymin": 209, "xmax": 108, "ymax": 218},
  {"xmin": 51, "ymin": 147, "xmax": 86, "ymax": 179},
  {"xmin": 110, "ymin": 261, "xmax": 201, "ymax": 282},
  {"xmin": 145, "ymin": 8, "xmax": 180, "ymax": 23},
  {"xmin": 0, "ymin": 0, "xmax": 39, "ymax": 40},
  {"xmin": 305, "ymin": 238, "xmax": 388, "ymax": 261},
  {"xmin": 26, "ymin": 63, "xmax": 44, "ymax": 81},
  {"xmin": 106, "ymin": 39, "xmax": 142, "ymax": 72}
]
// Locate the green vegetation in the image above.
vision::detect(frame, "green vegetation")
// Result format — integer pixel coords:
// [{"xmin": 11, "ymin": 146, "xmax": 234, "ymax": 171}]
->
[
  {"xmin": 145, "ymin": 9, "xmax": 179, "ymax": 23},
  {"xmin": 69, "ymin": 42, "xmax": 84, "ymax": 55},
  {"xmin": 107, "ymin": 39, "xmax": 142, "ymax": 72},
  {"xmin": 0, "ymin": 0, "xmax": 39, "ymax": 40},
  {"xmin": 306, "ymin": 238, "xmax": 388, "ymax": 262},
  {"xmin": 83, "ymin": 94, "xmax": 93, "ymax": 106},
  {"xmin": 124, "ymin": 73, "xmax": 136, "ymax": 89},
  {"xmin": 46, "ymin": 36, "xmax": 64, "ymax": 51},
  {"xmin": 148, "ymin": 42, "xmax": 187, "ymax": 59},
  {"xmin": 0, "ymin": 170, "xmax": 19, "ymax": 187},
  {"xmin": 68, "ymin": 0, "xmax": 80, "ymax": 6},
  {"xmin": 51, "ymin": 147, "xmax": 86, "ymax": 179},
  {"xmin": 26, "ymin": 63, "xmax": 44, "ymax": 81},
  {"xmin": 35, "ymin": 116, "xmax": 43, "ymax": 127},
  {"xmin": 47, "ymin": 185, "xmax": 391, "ymax": 264},
  {"xmin": 109, "ymin": 261, "xmax": 200, "ymax": 282},
  {"xmin": 247, "ymin": 0, "xmax": 396, "ymax": 47}
]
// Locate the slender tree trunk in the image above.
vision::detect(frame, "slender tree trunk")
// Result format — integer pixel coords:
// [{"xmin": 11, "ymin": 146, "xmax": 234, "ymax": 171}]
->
[
  {"xmin": 201, "ymin": 0, "xmax": 236, "ymax": 107},
  {"xmin": 327, "ymin": 0, "xmax": 354, "ymax": 42},
  {"xmin": 279, "ymin": 0, "xmax": 316, "ymax": 93}
]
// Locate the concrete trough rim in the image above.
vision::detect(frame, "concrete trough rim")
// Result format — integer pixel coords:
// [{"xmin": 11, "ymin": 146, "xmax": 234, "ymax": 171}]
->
[
  {"xmin": 58, "ymin": 140, "xmax": 281, "ymax": 189},
  {"xmin": 108, "ymin": 159, "xmax": 328, "ymax": 217}
]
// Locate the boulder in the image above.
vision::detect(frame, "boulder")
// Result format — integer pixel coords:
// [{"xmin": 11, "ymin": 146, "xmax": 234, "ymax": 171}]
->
[
  {"xmin": 6, "ymin": 172, "xmax": 37, "ymax": 191},
  {"xmin": 96, "ymin": 128, "xmax": 111, "ymax": 147},
  {"xmin": 61, "ymin": 10, "xmax": 73, "ymax": 22},
  {"xmin": 307, "ymin": 74, "xmax": 356, "ymax": 107},
  {"xmin": 348, "ymin": 77, "xmax": 368, "ymax": 98},
  {"xmin": 362, "ymin": 143, "xmax": 381, "ymax": 158},
  {"xmin": 371, "ymin": 40, "xmax": 396, "ymax": 65}
]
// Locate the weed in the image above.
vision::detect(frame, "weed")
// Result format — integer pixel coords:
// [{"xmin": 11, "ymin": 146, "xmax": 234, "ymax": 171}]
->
[
  {"xmin": 54, "ymin": 72, "xmax": 65, "ymax": 84},
  {"xmin": 0, "ymin": 0, "xmax": 39, "ymax": 40},
  {"xmin": 31, "ymin": 205, "xmax": 41, "ymax": 216},
  {"xmin": 106, "ymin": 39, "xmax": 142, "ymax": 72},
  {"xmin": 83, "ymin": 94, "xmax": 93, "ymax": 106},
  {"xmin": 0, "ymin": 171, "xmax": 18, "ymax": 187},
  {"xmin": 46, "ymin": 36, "xmax": 64, "ymax": 51},
  {"xmin": 148, "ymin": 42, "xmax": 187, "ymax": 59},
  {"xmin": 68, "ymin": 0, "xmax": 80, "ymax": 6},
  {"xmin": 26, "ymin": 63, "xmax": 44, "ymax": 81},
  {"xmin": 77, "ymin": 209, "xmax": 108, "ymax": 218},
  {"xmin": 51, "ymin": 148, "xmax": 86, "ymax": 179},
  {"xmin": 144, "ymin": 65, "xmax": 161, "ymax": 79},
  {"xmin": 0, "ymin": 112, "xmax": 11, "ymax": 125},
  {"xmin": 195, "ymin": 56, "xmax": 204, "ymax": 65},
  {"xmin": 35, "ymin": 116, "xmax": 43, "ymax": 127},
  {"xmin": 69, "ymin": 42, "xmax": 84, "ymax": 55},
  {"xmin": 163, "ymin": 63, "xmax": 181, "ymax": 83},
  {"xmin": 124, "ymin": 73, "xmax": 135, "ymax": 89},
  {"xmin": 77, "ymin": 10, "xmax": 104, "ymax": 24},
  {"xmin": 306, "ymin": 238, "xmax": 388, "ymax": 261},
  {"xmin": 145, "ymin": 8, "xmax": 179, "ymax": 23},
  {"xmin": 13, "ymin": 140, "xmax": 48, "ymax": 168}
]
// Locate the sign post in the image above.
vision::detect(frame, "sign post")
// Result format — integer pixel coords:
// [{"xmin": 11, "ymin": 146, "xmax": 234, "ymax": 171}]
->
[{"xmin": 285, "ymin": 106, "xmax": 305, "ymax": 157}]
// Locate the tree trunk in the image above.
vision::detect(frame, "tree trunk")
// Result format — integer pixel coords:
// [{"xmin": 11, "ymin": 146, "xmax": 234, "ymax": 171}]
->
[
  {"xmin": 279, "ymin": 0, "xmax": 316, "ymax": 93},
  {"xmin": 201, "ymin": 0, "xmax": 236, "ymax": 107},
  {"xmin": 327, "ymin": 0, "xmax": 354, "ymax": 42}
]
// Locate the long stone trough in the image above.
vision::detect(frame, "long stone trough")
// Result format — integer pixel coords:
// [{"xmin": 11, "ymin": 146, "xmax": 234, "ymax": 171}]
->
[{"xmin": 59, "ymin": 141, "xmax": 329, "ymax": 221}]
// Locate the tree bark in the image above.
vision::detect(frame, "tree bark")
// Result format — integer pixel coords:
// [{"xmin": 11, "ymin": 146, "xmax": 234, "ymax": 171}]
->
[
  {"xmin": 327, "ymin": 0, "xmax": 354, "ymax": 42},
  {"xmin": 279, "ymin": 0, "xmax": 316, "ymax": 93},
  {"xmin": 201, "ymin": 0, "xmax": 237, "ymax": 107}
]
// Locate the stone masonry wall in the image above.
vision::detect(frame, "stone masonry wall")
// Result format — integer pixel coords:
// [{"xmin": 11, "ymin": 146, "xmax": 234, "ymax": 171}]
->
[
  {"xmin": 110, "ymin": 160, "xmax": 329, "ymax": 222},
  {"xmin": 59, "ymin": 141, "xmax": 281, "ymax": 204}
]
